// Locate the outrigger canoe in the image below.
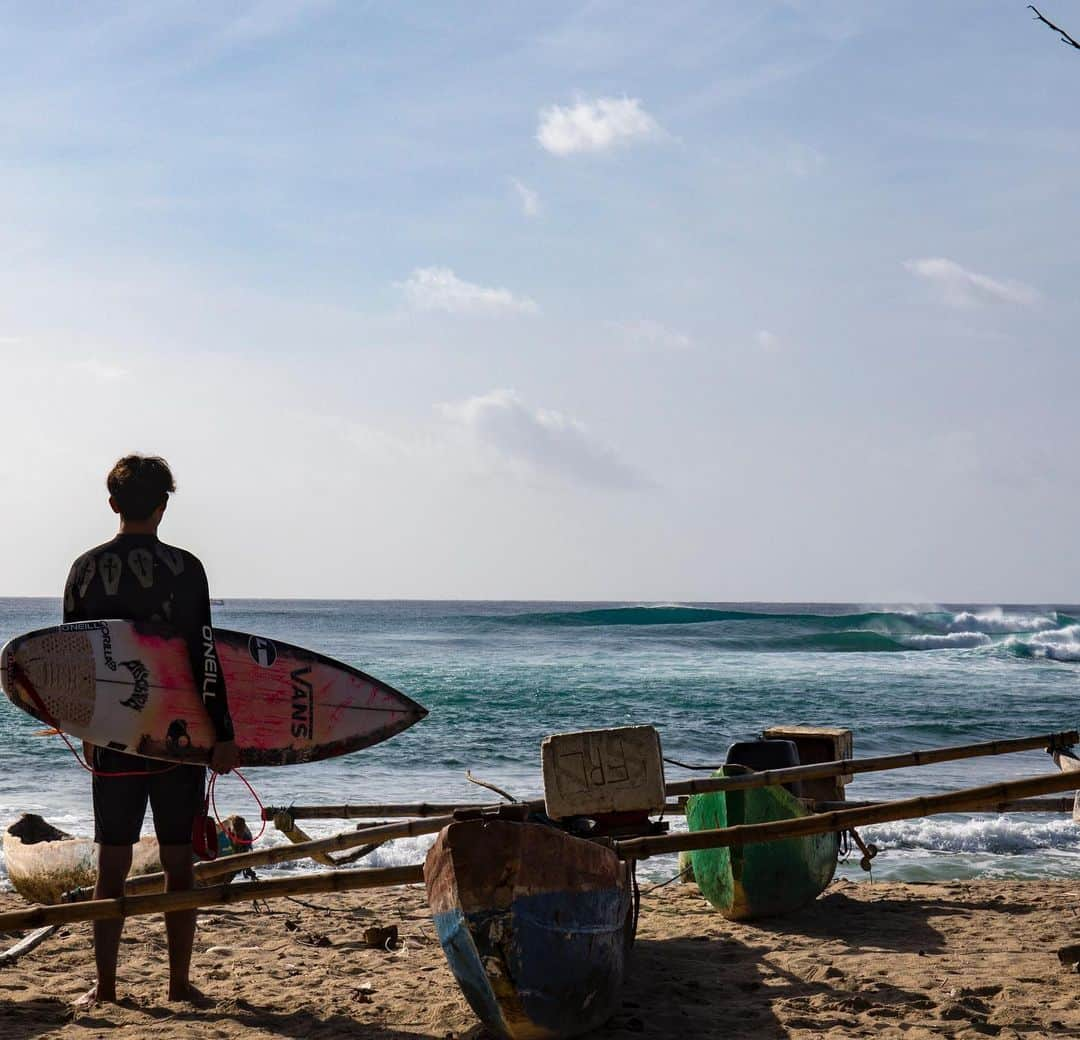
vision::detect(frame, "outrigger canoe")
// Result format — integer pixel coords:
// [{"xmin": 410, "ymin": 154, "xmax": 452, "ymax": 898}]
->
[
  {"xmin": 3, "ymin": 813, "xmax": 254, "ymax": 904},
  {"xmin": 685, "ymin": 764, "xmax": 838, "ymax": 920},
  {"xmin": 3, "ymin": 814, "xmax": 161, "ymax": 905},
  {"xmin": 425, "ymin": 807, "xmax": 635, "ymax": 1040},
  {"xmin": 684, "ymin": 734, "xmax": 844, "ymax": 921}
]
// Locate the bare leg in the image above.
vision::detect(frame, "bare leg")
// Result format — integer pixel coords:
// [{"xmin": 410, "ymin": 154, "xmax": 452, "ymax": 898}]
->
[
  {"xmin": 90, "ymin": 844, "xmax": 133, "ymax": 1004},
  {"xmin": 160, "ymin": 844, "xmax": 197, "ymax": 1001}
]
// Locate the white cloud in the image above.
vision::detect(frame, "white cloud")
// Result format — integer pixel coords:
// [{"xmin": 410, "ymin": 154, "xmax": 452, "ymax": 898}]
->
[
  {"xmin": 606, "ymin": 319, "xmax": 691, "ymax": 351},
  {"xmin": 440, "ymin": 388, "xmax": 646, "ymax": 490},
  {"xmin": 756, "ymin": 329, "xmax": 780, "ymax": 351},
  {"xmin": 904, "ymin": 258, "xmax": 1040, "ymax": 308},
  {"xmin": 397, "ymin": 267, "xmax": 539, "ymax": 315},
  {"xmin": 537, "ymin": 97, "xmax": 660, "ymax": 156},
  {"xmin": 511, "ymin": 178, "xmax": 540, "ymax": 217}
]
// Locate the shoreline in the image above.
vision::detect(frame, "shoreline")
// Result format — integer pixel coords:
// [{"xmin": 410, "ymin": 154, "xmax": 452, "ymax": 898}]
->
[{"xmin": 2, "ymin": 877, "xmax": 1078, "ymax": 1038}]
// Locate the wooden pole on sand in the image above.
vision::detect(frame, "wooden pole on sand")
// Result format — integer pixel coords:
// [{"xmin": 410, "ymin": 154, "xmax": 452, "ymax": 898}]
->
[
  {"xmin": 617, "ymin": 767, "xmax": 1080, "ymax": 860},
  {"xmin": 0, "ymin": 864, "xmax": 425, "ymax": 933}
]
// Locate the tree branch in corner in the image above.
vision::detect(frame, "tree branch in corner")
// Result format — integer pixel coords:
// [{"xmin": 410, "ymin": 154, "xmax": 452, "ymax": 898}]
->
[{"xmin": 1029, "ymin": 5, "xmax": 1080, "ymax": 49}]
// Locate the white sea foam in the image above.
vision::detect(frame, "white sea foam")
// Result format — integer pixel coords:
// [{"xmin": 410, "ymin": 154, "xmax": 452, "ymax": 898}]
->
[
  {"xmin": 949, "ymin": 608, "xmax": 1058, "ymax": 633},
  {"xmin": 1009, "ymin": 623, "xmax": 1080, "ymax": 662},
  {"xmin": 243, "ymin": 823, "xmax": 437, "ymax": 877},
  {"xmin": 903, "ymin": 632, "xmax": 991, "ymax": 650},
  {"xmin": 863, "ymin": 815, "xmax": 1080, "ymax": 855}
]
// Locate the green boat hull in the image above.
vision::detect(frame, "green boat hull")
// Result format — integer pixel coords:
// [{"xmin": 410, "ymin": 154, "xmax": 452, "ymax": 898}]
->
[{"xmin": 685, "ymin": 769, "xmax": 838, "ymax": 921}]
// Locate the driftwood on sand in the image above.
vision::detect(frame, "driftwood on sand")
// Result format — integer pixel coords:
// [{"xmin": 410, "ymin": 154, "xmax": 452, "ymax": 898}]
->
[{"xmin": 0, "ymin": 925, "xmax": 58, "ymax": 967}]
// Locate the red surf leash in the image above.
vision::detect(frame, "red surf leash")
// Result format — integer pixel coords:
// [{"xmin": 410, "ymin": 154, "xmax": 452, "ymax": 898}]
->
[{"xmin": 196, "ymin": 767, "xmax": 268, "ymax": 860}]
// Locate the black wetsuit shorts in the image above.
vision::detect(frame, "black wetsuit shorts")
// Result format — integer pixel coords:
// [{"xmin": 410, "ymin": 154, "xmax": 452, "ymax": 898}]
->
[{"xmin": 92, "ymin": 747, "xmax": 206, "ymax": 847}]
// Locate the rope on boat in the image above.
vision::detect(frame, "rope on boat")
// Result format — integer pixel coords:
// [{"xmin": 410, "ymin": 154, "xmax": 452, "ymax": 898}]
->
[
  {"xmin": 635, "ymin": 868, "xmax": 688, "ymax": 898},
  {"xmin": 663, "ymin": 757, "xmax": 723, "ymax": 771}
]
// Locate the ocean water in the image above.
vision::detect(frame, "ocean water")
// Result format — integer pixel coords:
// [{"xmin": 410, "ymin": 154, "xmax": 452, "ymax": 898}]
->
[{"xmin": 2, "ymin": 598, "xmax": 1078, "ymax": 888}]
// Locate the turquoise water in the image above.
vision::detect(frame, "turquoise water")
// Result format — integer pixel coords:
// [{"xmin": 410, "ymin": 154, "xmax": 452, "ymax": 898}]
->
[{"xmin": 2, "ymin": 599, "xmax": 1078, "ymax": 885}]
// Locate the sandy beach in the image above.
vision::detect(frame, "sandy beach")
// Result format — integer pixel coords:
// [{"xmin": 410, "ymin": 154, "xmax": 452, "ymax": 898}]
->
[{"xmin": 1, "ymin": 876, "xmax": 1077, "ymax": 1039}]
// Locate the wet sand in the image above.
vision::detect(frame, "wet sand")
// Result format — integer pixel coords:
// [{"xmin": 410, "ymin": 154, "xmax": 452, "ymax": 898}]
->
[{"xmin": 1, "ymin": 877, "xmax": 1078, "ymax": 1039}]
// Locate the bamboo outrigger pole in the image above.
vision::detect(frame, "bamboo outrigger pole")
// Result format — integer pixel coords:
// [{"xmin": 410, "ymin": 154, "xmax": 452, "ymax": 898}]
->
[
  {"xmin": 113, "ymin": 814, "xmax": 454, "ymax": 896},
  {"xmin": 664, "ymin": 730, "xmax": 1078, "ymax": 798},
  {"xmin": 262, "ymin": 802, "xmax": 529, "ymax": 821},
  {"xmin": 616, "ymin": 767, "xmax": 1080, "ymax": 860},
  {"xmin": 23, "ymin": 769, "xmax": 1080, "ymax": 933},
  {"xmin": 265, "ymin": 793, "xmax": 1074, "ymax": 824},
  {"xmin": 812, "ymin": 797, "xmax": 1075, "ymax": 814},
  {"xmin": 261, "ymin": 731, "xmax": 1078, "ymax": 823},
  {"xmin": 86, "ymin": 731, "xmax": 1074, "ymax": 899},
  {"xmin": 0, "ymin": 864, "xmax": 425, "ymax": 934}
]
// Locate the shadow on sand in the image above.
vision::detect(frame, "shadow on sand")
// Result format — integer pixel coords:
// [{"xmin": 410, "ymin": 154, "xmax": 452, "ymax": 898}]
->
[
  {"xmin": 749, "ymin": 888, "xmax": 949, "ymax": 953},
  {"xmin": 589, "ymin": 888, "xmax": 951, "ymax": 1039},
  {"xmin": 0, "ymin": 996, "xmax": 436, "ymax": 1040}
]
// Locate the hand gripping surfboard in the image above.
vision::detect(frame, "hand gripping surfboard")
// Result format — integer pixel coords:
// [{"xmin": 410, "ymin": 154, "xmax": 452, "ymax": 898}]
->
[{"xmin": 1, "ymin": 621, "xmax": 427, "ymax": 767}]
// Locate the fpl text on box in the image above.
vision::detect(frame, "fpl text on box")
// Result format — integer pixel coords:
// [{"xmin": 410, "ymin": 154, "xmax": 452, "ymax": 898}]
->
[{"xmin": 542, "ymin": 726, "xmax": 666, "ymax": 819}]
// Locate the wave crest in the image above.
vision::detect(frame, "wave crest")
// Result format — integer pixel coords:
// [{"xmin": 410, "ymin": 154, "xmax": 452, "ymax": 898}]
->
[
  {"xmin": 864, "ymin": 815, "xmax": 1080, "ymax": 854},
  {"xmin": 1008, "ymin": 624, "xmax": 1080, "ymax": 662},
  {"xmin": 491, "ymin": 605, "xmax": 1080, "ymax": 658}
]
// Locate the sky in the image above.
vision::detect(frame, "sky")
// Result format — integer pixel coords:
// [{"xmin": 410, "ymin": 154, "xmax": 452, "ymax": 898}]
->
[{"xmin": 2, "ymin": 1, "xmax": 1079, "ymax": 601}]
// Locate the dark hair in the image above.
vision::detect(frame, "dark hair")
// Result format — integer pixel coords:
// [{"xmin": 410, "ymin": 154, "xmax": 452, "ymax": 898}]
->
[{"xmin": 106, "ymin": 455, "xmax": 176, "ymax": 522}]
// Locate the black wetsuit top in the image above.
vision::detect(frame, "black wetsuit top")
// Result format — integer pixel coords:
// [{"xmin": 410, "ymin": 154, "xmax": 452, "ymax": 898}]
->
[{"xmin": 63, "ymin": 533, "xmax": 234, "ymax": 742}]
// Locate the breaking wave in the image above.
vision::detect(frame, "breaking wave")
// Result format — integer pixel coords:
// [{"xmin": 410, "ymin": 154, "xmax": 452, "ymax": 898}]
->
[
  {"xmin": 864, "ymin": 815, "xmax": 1080, "ymax": 855},
  {"xmin": 492, "ymin": 605, "xmax": 1080, "ymax": 657},
  {"xmin": 1008, "ymin": 624, "xmax": 1080, "ymax": 662}
]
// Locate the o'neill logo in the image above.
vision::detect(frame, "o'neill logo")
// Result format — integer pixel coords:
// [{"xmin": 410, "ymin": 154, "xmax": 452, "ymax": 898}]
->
[{"xmin": 249, "ymin": 636, "xmax": 277, "ymax": 668}]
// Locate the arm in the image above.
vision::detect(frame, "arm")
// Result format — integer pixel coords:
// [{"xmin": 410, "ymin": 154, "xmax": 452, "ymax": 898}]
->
[
  {"xmin": 63, "ymin": 560, "xmax": 94, "ymax": 762},
  {"xmin": 63, "ymin": 559, "xmax": 85, "ymax": 623},
  {"xmin": 183, "ymin": 558, "xmax": 238, "ymax": 771}
]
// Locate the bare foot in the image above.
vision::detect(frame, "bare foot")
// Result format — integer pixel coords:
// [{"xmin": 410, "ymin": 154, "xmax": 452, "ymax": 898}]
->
[
  {"xmin": 168, "ymin": 983, "xmax": 214, "ymax": 1007},
  {"xmin": 71, "ymin": 986, "xmax": 117, "ymax": 1010}
]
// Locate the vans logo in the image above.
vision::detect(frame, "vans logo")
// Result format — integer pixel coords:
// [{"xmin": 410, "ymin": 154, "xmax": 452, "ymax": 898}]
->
[{"xmin": 290, "ymin": 666, "xmax": 313, "ymax": 740}]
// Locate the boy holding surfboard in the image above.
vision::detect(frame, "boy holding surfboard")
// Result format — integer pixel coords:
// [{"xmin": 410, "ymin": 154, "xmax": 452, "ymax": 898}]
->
[{"xmin": 63, "ymin": 454, "xmax": 238, "ymax": 1007}]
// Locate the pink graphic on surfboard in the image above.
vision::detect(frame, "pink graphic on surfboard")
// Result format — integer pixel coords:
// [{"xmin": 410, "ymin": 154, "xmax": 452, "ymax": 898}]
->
[{"xmin": 1, "ymin": 620, "xmax": 427, "ymax": 767}]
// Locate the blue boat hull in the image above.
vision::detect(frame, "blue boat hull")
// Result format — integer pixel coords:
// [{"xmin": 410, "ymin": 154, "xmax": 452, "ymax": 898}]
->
[{"xmin": 426, "ymin": 817, "xmax": 634, "ymax": 1039}]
